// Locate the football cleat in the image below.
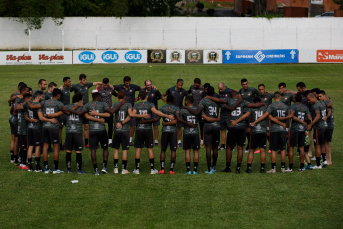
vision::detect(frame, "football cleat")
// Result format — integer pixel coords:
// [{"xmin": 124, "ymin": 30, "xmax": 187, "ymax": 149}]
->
[
  {"xmin": 313, "ymin": 165, "xmax": 322, "ymax": 169},
  {"xmin": 193, "ymin": 171, "xmax": 199, "ymax": 175},
  {"xmin": 78, "ymin": 170, "xmax": 87, "ymax": 174},
  {"xmin": 94, "ymin": 168, "xmax": 100, "ymax": 175},
  {"xmin": 307, "ymin": 165, "xmax": 313, "ymax": 170},
  {"xmin": 235, "ymin": 169, "xmax": 241, "ymax": 174},
  {"xmin": 218, "ymin": 145, "xmax": 226, "ymax": 150},
  {"xmin": 285, "ymin": 168, "xmax": 294, "ymax": 173},
  {"xmin": 113, "ymin": 168, "xmax": 119, "ymax": 174},
  {"xmin": 221, "ymin": 167, "xmax": 231, "ymax": 172},
  {"xmin": 169, "ymin": 171, "xmax": 175, "ymax": 175},
  {"xmin": 121, "ymin": 169, "xmax": 130, "ymax": 174},
  {"xmin": 150, "ymin": 169, "xmax": 159, "ymax": 174},
  {"xmin": 245, "ymin": 169, "xmax": 252, "ymax": 173},
  {"xmin": 281, "ymin": 168, "xmax": 286, "ymax": 173},
  {"xmin": 260, "ymin": 168, "xmax": 265, "ymax": 173},
  {"xmin": 158, "ymin": 169, "xmax": 165, "ymax": 174},
  {"xmin": 133, "ymin": 169, "xmax": 140, "ymax": 174},
  {"xmin": 185, "ymin": 171, "xmax": 191, "ymax": 175},
  {"xmin": 85, "ymin": 144, "xmax": 89, "ymax": 148},
  {"xmin": 204, "ymin": 170, "xmax": 213, "ymax": 174},
  {"xmin": 101, "ymin": 167, "xmax": 108, "ymax": 174},
  {"xmin": 266, "ymin": 169, "xmax": 276, "ymax": 174},
  {"xmin": 67, "ymin": 169, "xmax": 72, "ymax": 174},
  {"xmin": 53, "ymin": 169, "xmax": 64, "ymax": 174},
  {"xmin": 321, "ymin": 160, "xmax": 328, "ymax": 167},
  {"xmin": 254, "ymin": 149, "xmax": 260, "ymax": 154},
  {"xmin": 44, "ymin": 169, "xmax": 52, "ymax": 174}
]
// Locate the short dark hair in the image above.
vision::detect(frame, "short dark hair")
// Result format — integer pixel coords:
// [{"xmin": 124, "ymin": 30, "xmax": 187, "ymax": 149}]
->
[
  {"xmin": 207, "ymin": 86, "xmax": 215, "ymax": 96},
  {"xmin": 253, "ymin": 97, "xmax": 261, "ymax": 103},
  {"xmin": 52, "ymin": 88, "xmax": 62, "ymax": 97},
  {"xmin": 185, "ymin": 95, "xmax": 193, "ymax": 105},
  {"xmin": 28, "ymin": 87, "xmax": 32, "ymax": 92},
  {"xmin": 123, "ymin": 76, "xmax": 131, "ymax": 82},
  {"xmin": 304, "ymin": 90, "xmax": 311, "ymax": 97},
  {"xmin": 34, "ymin": 91, "xmax": 43, "ymax": 98},
  {"xmin": 63, "ymin": 77, "xmax": 70, "ymax": 82},
  {"xmin": 79, "ymin": 74, "xmax": 87, "ymax": 80},
  {"xmin": 23, "ymin": 93, "xmax": 32, "ymax": 100},
  {"xmin": 296, "ymin": 82, "xmax": 306, "ymax": 88},
  {"xmin": 72, "ymin": 93, "xmax": 83, "ymax": 103},
  {"xmin": 38, "ymin": 79, "xmax": 46, "ymax": 85},
  {"xmin": 117, "ymin": 91, "xmax": 125, "ymax": 99},
  {"xmin": 311, "ymin": 88, "xmax": 320, "ymax": 94},
  {"xmin": 204, "ymin": 83, "xmax": 211, "ymax": 88},
  {"xmin": 294, "ymin": 94, "xmax": 302, "ymax": 102},
  {"xmin": 231, "ymin": 91, "xmax": 238, "ymax": 98},
  {"xmin": 274, "ymin": 92, "xmax": 281, "ymax": 99},
  {"xmin": 48, "ymin": 82, "xmax": 57, "ymax": 88},
  {"xmin": 177, "ymin": 79, "xmax": 184, "ymax": 84},
  {"xmin": 241, "ymin": 78, "xmax": 248, "ymax": 83},
  {"xmin": 92, "ymin": 92, "xmax": 100, "ymax": 100},
  {"xmin": 18, "ymin": 82, "xmax": 27, "ymax": 89},
  {"xmin": 139, "ymin": 91, "xmax": 147, "ymax": 100},
  {"xmin": 194, "ymin": 78, "xmax": 201, "ymax": 84},
  {"xmin": 278, "ymin": 82, "xmax": 286, "ymax": 88},
  {"xmin": 167, "ymin": 95, "xmax": 174, "ymax": 103},
  {"xmin": 20, "ymin": 86, "xmax": 27, "ymax": 93},
  {"xmin": 145, "ymin": 80, "xmax": 152, "ymax": 86},
  {"xmin": 258, "ymin": 84, "xmax": 265, "ymax": 88},
  {"xmin": 103, "ymin": 78, "xmax": 109, "ymax": 84},
  {"xmin": 318, "ymin": 90, "xmax": 326, "ymax": 95}
]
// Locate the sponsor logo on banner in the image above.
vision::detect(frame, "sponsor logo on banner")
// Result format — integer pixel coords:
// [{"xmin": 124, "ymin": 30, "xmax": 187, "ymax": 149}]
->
[
  {"xmin": 6, "ymin": 52, "xmax": 32, "ymax": 62},
  {"xmin": 223, "ymin": 50, "xmax": 298, "ymax": 64},
  {"xmin": 125, "ymin": 51, "xmax": 142, "ymax": 63},
  {"xmin": 39, "ymin": 53, "xmax": 64, "ymax": 62},
  {"xmin": 79, "ymin": 51, "xmax": 96, "ymax": 63},
  {"xmin": 170, "ymin": 51, "xmax": 182, "ymax": 62},
  {"xmin": 185, "ymin": 50, "xmax": 203, "ymax": 63},
  {"xmin": 148, "ymin": 50, "xmax": 166, "ymax": 63},
  {"xmin": 206, "ymin": 51, "xmax": 219, "ymax": 62},
  {"xmin": 102, "ymin": 51, "xmax": 119, "ymax": 63},
  {"xmin": 317, "ymin": 50, "xmax": 343, "ymax": 62}
]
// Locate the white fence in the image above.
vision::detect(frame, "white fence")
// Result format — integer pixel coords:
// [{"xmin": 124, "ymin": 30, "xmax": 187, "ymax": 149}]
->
[{"xmin": 0, "ymin": 17, "xmax": 343, "ymax": 50}]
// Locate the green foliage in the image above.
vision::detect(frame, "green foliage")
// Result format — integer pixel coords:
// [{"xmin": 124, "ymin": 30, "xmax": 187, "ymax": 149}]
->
[
  {"xmin": 207, "ymin": 8, "xmax": 215, "ymax": 16},
  {"xmin": 333, "ymin": 0, "xmax": 343, "ymax": 10},
  {"xmin": 196, "ymin": 1, "xmax": 205, "ymax": 9}
]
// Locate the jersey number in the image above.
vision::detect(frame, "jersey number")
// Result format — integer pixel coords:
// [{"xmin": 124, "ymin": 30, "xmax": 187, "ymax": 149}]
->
[
  {"xmin": 255, "ymin": 111, "xmax": 263, "ymax": 120},
  {"xmin": 321, "ymin": 109, "xmax": 326, "ymax": 118},
  {"xmin": 297, "ymin": 112, "xmax": 305, "ymax": 121},
  {"xmin": 231, "ymin": 107, "xmax": 241, "ymax": 117},
  {"xmin": 187, "ymin": 116, "xmax": 196, "ymax": 124},
  {"xmin": 209, "ymin": 106, "xmax": 217, "ymax": 116},
  {"xmin": 28, "ymin": 110, "xmax": 33, "ymax": 119},
  {"xmin": 277, "ymin": 110, "xmax": 285, "ymax": 117},
  {"xmin": 69, "ymin": 114, "xmax": 79, "ymax": 121},
  {"xmin": 46, "ymin": 108, "xmax": 55, "ymax": 114}
]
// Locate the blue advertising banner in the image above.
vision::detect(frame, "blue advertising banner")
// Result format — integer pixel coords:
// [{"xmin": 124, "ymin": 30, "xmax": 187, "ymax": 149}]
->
[{"xmin": 222, "ymin": 50, "xmax": 298, "ymax": 64}]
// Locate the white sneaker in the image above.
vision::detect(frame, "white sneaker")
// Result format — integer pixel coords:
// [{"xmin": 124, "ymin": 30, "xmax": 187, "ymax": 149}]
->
[
  {"xmin": 133, "ymin": 169, "xmax": 140, "ymax": 174},
  {"xmin": 53, "ymin": 169, "xmax": 64, "ymax": 174},
  {"xmin": 10, "ymin": 160, "xmax": 15, "ymax": 163},
  {"xmin": 321, "ymin": 160, "xmax": 328, "ymax": 167},
  {"xmin": 311, "ymin": 157, "xmax": 316, "ymax": 161},
  {"xmin": 150, "ymin": 168, "xmax": 159, "ymax": 174},
  {"xmin": 281, "ymin": 168, "xmax": 286, "ymax": 173},
  {"xmin": 113, "ymin": 168, "xmax": 118, "ymax": 174},
  {"xmin": 245, "ymin": 149, "xmax": 249, "ymax": 153},
  {"xmin": 285, "ymin": 167, "xmax": 294, "ymax": 173},
  {"xmin": 122, "ymin": 169, "xmax": 130, "ymax": 174},
  {"xmin": 266, "ymin": 168, "xmax": 276, "ymax": 173},
  {"xmin": 313, "ymin": 165, "xmax": 322, "ymax": 169}
]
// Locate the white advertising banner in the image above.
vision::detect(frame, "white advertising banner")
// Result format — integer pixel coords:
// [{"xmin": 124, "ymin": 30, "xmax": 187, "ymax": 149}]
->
[
  {"xmin": 0, "ymin": 51, "xmax": 72, "ymax": 65},
  {"xmin": 203, "ymin": 50, "xmax": 223, "ymax": 64},
  {"xmin": 73, "ymin": 50, "xmax": 147, "ymax": 64},
  {"xmin": 166, "ymin": 50, "xmax": 185, "ymax": 64},
  {"xmin": 311, "ymin": 0, "xmax": 323, "ymax": 5},
  {"xmin": 299, "ymin": 49, "xmax": 343, "ymax": 63}
]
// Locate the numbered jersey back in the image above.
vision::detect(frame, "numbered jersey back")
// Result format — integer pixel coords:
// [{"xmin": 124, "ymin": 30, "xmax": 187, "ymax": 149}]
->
[
  {"xmin": 290, "ymin": 103, "xmax": 309, "ymax": 132},
  {"xmin": 225, "ymin": 98, "xmax": 249, "ymax": 128},
  {"xmin": 267, "ymin": 101, "xmax": 290, "ymax": 132},
  {"xmin": 133, "ymin": 101, "xmax": 155, "ymax": 130},
  {"xmin": 249, "ymin": 106, "xmax": 267, "ymax": 133},
  {"xmin": 159, "ymin": 104, "xmax": 180, "ymax": 132},
  {"xmin": 113, "ymin": 102, "xmax": 132, "ymax": 131},
  {"xmin": 65, "ymin": 104, "xmax": 84, "ymax": 133},
  {"xmin": 181, "ymin": 106, "xmax": 199, "ymax": 135},
  {"xmin": 199, "ymin": 98, "xmax": 220, "ymax": 127},
  {"xmin": 41, "ymin": 99, "xmax": 64, "ymax": 129}
]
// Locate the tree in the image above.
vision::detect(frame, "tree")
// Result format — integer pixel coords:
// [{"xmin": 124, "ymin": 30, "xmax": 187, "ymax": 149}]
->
[
  {"xmin": 333, "ymin": 0, "xmax": 343, "ymax": 9},
  {"xmin": 254, "ymin": 0, "xmax": 268, "ymax": 16},
  {"xmin": 0, "ymin": 0, "xmax": 64, "ymax": 35}
]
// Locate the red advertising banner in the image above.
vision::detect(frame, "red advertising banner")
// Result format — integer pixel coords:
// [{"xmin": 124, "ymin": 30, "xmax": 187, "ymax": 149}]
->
[{"xmin": 317, "ymin": 50, "xmax": 343, "ymax": 63}]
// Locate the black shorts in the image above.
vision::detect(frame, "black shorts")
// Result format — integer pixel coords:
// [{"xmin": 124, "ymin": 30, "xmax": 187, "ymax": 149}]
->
[
  {"xmin": 183, "ymin": 133, "xmax": 200, "ymax": 150},
  {"xmin": 289, "ymin": 131, "xmax": 305, "ymax": 147},
  {"xmin": 227, "ymin": 126, "xmax": 246, "ymax": 147},
  {"xmin": 204, "ymin": 125, "xmax": 220, "ymax": 144},
  {"xmin": 59, "ymin": 114, "xmax": 67, "ymax": 128},
  {"xmin": 161, "ymin": 132, "xmax": 177, "ymax": 151},
  {"xmin": 10, "ymin": 122, "xmax": 18, "ymax": 137},
  {"xmin": 134, "ymin": 129, "xmax": 154, "ymax": 148},
  {"xmin": 105, "ymin": 114, "xmax": 113, "ymax": 125},
  {"xmin": 313, "ymin": 128, "xmax": 326, "ymax": 146},
  {"xmin": 18, "ymin": 135, "xmax": 28, "ymax": 149},
  {"xmin": 325, "ymin": 129, "xmax": 333, "ymax": 143},
  {"xmin": 130, "ymin": 117, "xmax": 136, "ymax": 127},
  {"xmin": 27, "ymin": 128, "xmax": 42, "ymax": 146},
  {"xmin": 286, "ymin": 119, "xmax": 290, "ymax": 132},
  {"xmin": 152, "ymin": 113, "xmax": 160, "ymax": 127},
  {"xmin": 89, "ymin": 130, "xmax": 108, "ymax": 150},
  {"xmin": 220, "ymin": 116, "xmax": 228, "ymax": 131},
  {"xmin": 42, "ymin": 128, "xmax": 60, "ymax": 144},
  {"xmin": 65, "ymin": 132, "xmax": 84, "ymax": 151},
  {"xmin": 250, "ymin": 132, "xmax": 267, "ymax": 150},
  {"xmin": 266, "ymin": 117, "xmax": 270, "ymax": 132},
  {"xmin": 270, "ymin": 131, "xmax": 286, "ymax": 151},
  {"xmin": 177, "ymin": 121, "xmax": 184, "ymax": 128},
  {"xmin": 112, "ymin": 130, "xmax": 130, "ymax": 150},
  {"xmin": 83, "ymin": 118, "xmax": 89, "ymax": 125},
  {"xmin": 245, "ymin": 117, "xmax": 251, "ymax": 127}
]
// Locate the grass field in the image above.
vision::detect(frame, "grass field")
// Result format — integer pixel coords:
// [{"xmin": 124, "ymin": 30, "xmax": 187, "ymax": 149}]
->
[{"xmin": 1, "ymin": 63, "xmax": 343, "ymax": 228}]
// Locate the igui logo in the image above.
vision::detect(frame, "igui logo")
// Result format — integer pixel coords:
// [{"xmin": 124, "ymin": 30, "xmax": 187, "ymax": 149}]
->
[
  {"xmin": 102, "ymin": 51, "xmax": 119, "ymax": 63},
  {"xmin": 125, "ymin": 51, "xmax": 142, "ymax": 63},
  {"xmin": 79, "ymin": 51, "xmax": 96, "ymax": 63}
]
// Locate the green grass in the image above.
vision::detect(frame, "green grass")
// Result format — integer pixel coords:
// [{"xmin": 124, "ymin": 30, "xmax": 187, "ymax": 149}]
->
[{"xmin": 1, "ymin": 63, "xmax": 343, "ymax": 228}]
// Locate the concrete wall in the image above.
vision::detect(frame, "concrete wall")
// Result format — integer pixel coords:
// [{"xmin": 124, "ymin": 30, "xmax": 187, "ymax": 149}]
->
[{"xmin": 0, "ymin": 17, "xmax": 342, "ymax": 50}]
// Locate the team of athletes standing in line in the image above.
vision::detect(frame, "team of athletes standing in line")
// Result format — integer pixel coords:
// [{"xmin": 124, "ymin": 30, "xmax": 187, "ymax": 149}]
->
[{"xmin": 8, "ymin": 75, "xmax": 334, "ymax": 175}]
